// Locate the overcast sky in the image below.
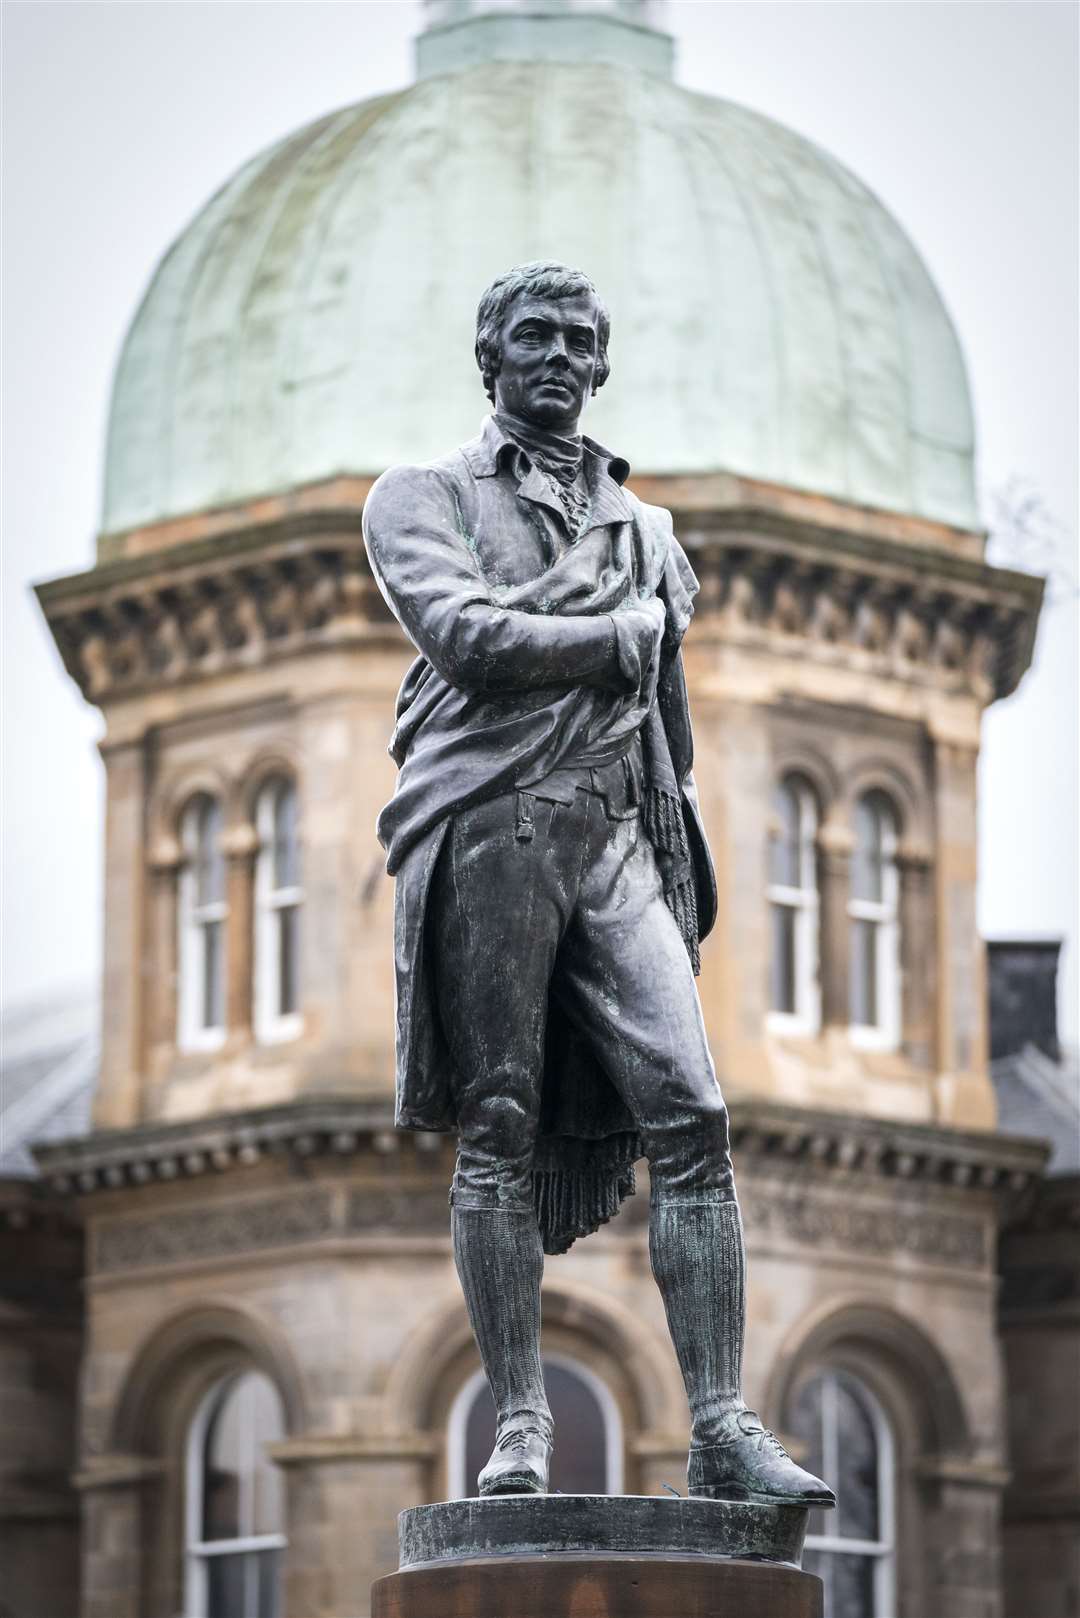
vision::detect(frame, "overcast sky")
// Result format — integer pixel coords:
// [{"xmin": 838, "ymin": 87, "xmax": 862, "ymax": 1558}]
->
[{"xmin": 2, "ymin": 0, "xmax": 1077, "ymax": 1041}]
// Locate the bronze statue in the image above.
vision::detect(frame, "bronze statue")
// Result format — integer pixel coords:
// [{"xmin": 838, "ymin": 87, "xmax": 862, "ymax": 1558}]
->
[{"xmin": 364, "ymin": 261, "xmax": 834, "ymax": 1508}]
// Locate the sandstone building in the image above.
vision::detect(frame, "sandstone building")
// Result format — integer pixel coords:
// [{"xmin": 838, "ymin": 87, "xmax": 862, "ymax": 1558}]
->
[{"xmin": 3, "ymin": 4, "xmax": 1070, "ymax": 1616}]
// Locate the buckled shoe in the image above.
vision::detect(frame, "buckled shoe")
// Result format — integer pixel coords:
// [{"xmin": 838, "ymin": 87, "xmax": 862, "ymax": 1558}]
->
[
  {"xmin": 688, "ymin": 1408, "xmax": 836, "ymax": 1508},
  {"xmin": 477, "ymin": 1423, "xmax": 553, "ymax": 1496}
]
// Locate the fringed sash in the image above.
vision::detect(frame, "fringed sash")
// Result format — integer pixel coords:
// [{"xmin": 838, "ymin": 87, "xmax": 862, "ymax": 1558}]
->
[
  {"xmin": 532, "ymin": 1131, "xmax": 640, "ymax": 1256},
  {"xmin": 641, "ymin": 702, "xmax": 701, "ymax": 975}
]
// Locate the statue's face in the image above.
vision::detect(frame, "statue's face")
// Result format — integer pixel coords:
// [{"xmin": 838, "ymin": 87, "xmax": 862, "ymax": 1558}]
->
[{"xmin": 492, "ymin": 291, "xmax": 602, "ymax": 431}]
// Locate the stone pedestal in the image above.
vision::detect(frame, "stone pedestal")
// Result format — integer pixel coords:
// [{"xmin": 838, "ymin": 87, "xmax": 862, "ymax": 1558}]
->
[{"xmin": 371, "ymin": 1496, "xmax": 823, "ymax": 1618}]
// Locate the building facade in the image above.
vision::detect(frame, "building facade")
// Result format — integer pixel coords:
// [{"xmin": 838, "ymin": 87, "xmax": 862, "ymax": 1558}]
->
[{"xmin": 4, "ymin": 4, "xmax": 1062, "ymax": 1616}]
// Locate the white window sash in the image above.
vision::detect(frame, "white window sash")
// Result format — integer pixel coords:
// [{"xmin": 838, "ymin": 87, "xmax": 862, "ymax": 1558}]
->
[
  {"xmin": 804, "ymin": 1531, "xmax": 892, "ymax": 1557},
  {"xmin": 803, "ymin": 1372, "xmax": 896, "ymax": 1618},
  {"xmin": 766, "ymin": 780, "xmax": 821, "ymax": 1035},
  {"xmin": 848, "ymin": 907, "xmax": 901, "ymax": 1050},
  {"xmin": 254, "ymin": 784, "xmax": 303, "ymax": 1045},
  {"xmin": 178, "ymin": 856, "xmax": 227, "ymax": 1053},
  {"xmin": 766, "ymin": 890, "xmax": 821, "ymax": 1035},
  {"xmin": 188, "ymin": 1533, "xmax": 288, "ymax": 1559},
  {"xmin": 848, "ymin": 818, "xmax": 900, "ymax": 1050},
  {"xmin": 184, "ymin": 1377, "xmax": 286, "ymax": 1618}
]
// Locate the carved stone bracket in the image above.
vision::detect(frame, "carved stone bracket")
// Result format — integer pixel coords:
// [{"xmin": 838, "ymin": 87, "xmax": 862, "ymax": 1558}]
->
[
  {"xmin": 34, "ymin": 1097, "xmax": 1048, "ymax": 1225},
  {"xmin": 742, "ymin": 1187, "xmax": 989, "ymax": 1269},
  {"xmin": 38, "ymin": 518, "xmax": 395, "ymax": 705},
  {"xmin": 38, "ymin": 498, "xmax": 1042, "ymax": 707},
  {"xmin": 727, "ymin": 1099, "xmax": 1047, "ymax": 1204},
  {"xmin": 677, "ymin": 513, "xmax": 1042, "ymax": 702}
]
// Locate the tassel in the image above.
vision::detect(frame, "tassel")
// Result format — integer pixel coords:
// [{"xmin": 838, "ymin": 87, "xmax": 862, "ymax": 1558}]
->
[
  {"xmin": 532, "ymin": 1136, "xmax": 639, "ymax": 1255},
  {"xmin": 643, "ymin": 784, "xmax": 700, "ymax": 975}
]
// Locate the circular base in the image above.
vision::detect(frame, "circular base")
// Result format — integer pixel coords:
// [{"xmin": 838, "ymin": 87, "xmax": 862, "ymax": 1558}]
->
[
  {"xmin": 373, "ymin": 1554, "xmax": 823, "ymax": 1618},
  {"xmin": 398, "ymin": 1494, "xmax": 809, "ymax": 1570}
]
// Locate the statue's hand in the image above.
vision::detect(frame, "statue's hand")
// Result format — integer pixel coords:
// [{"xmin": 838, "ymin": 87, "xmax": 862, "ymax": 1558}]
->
[
  {"xmin": 631, "ymin": 595, "xmax": 667, "ymax": 661},
  {"xmin": 604, "ymin": 595, "xmax": 666, "ymax": 698}
]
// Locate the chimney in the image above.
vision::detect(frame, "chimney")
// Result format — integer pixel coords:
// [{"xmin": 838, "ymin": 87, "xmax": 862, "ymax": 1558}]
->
[{"xmin": 986, "ymin": 938, "xmax": 1062, "ymax": 1062}]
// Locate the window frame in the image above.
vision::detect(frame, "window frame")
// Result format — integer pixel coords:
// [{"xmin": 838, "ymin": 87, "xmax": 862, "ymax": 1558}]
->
[
  {"xmin": 766, "ymin": 775, "xmax": 821, "ymax": 1037},
  {"xmin": 848, "ymin": 792, "xmax": 901, "ymax": 1051},
  {"xmin": 800, "ymin": 1369, "xmax": 897, "ymax": 1618},
  {"xmin": 177, "ymin": 795, "xmax": 228, "ymax": 1054},
  {"xmin": 253, "ymin": 777, "xmax": 303, "ymax": 1046},
  {"xmin": 184, "ymin": 1371, "xmax": 287, "ymax": 1618},
  {"xmin": 446, "ymin": 1353, "xmax": 624, "ymax": 1500}
]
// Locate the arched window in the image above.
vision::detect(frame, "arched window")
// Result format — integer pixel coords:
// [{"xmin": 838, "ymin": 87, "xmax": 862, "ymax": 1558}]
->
[
  {"xmin": 767, "ymin": 775, "xmax": 820, "ymax": 1033},
  {"xmin": 178, "ymin": 794, "xmax": 227, "ymax": 1051},
  {"xmin": 185, "ymin": 1371, "xmax": 286, "ymax": 1618},
  {"xmin": 848, "ymin": 791, "xmax": 900, "ymax": 1048},
  {"xmin": 788, "ymin": 1370, "xmax": 896, "ymax": 1617},
  {"xmin": 254, "ymin": 778, "xmax": 302, "ymax": 1043},
  {"xmin": 447, "ymin": 1355, "xmax": 623, "ymax": 1499}
]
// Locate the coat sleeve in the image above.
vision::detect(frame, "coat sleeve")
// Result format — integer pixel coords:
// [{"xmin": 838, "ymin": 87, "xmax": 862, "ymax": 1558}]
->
[{"xmin": 363, "ymin": 463, "xmax": 651, "ymax": 695}]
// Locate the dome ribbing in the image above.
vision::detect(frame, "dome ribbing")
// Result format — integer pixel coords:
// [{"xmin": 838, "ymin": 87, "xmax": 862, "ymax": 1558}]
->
[{"xmin": 103, "ymin": 55, "xmax": 976, "ymax": 535}]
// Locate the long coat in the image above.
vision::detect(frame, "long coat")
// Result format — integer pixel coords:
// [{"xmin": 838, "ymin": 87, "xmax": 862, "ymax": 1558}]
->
[{"xmin": 363, "ymin": 417, "xmax": 717, "ymax": 1250}]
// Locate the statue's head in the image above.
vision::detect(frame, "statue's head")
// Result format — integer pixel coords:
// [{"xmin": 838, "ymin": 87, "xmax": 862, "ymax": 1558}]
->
[{"xmin": 475, "ymin": 261, "xmax": 610, "ymax": 431}]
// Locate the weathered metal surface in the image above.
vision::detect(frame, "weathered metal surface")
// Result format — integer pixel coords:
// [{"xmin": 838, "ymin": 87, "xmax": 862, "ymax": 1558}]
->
[
  {"xmin": 397, "ymin": 1495, "xmax": 811, "ymax": 1570},
  {"xmin": 416, "ymin": 3, "xmax": 676, "ymax": 79},
  {"xmin": 364, "ymin": 270, "xmax": 834, "ymax": 1515},
  {"xmin": 374, "ymin": 1553, "xmax": 824, "ymax": 1617},
  {"xmin": 104, "ymin": 42, "xmax": 976, "ymax": 537}
]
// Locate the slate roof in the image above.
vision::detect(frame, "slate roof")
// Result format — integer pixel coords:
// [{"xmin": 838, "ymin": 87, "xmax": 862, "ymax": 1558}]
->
[
  {"xmin": 0, "ymin": 986, "xmax": 99, "ymax": 1178},
  {"xmin": 991, "ymin": 1042, "xmax": 1080, "ymax": 1176}
]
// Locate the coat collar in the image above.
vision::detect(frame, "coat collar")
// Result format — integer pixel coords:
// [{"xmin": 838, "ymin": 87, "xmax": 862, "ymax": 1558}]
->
[{"xmin": 461, "ymin": 414, "xmax": 632, "ymax": 530}]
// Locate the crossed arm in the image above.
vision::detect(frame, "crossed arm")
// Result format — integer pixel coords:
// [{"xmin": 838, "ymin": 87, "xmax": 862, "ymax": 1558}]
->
[{"xmin": 363, "ymin": 464, "xmax": 663, "ymax": 695}]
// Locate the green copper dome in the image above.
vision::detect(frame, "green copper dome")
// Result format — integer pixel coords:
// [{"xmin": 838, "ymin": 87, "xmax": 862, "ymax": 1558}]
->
[{"xmin": 103, "ymin": 4, "xmax": 977, "ymax": 535}]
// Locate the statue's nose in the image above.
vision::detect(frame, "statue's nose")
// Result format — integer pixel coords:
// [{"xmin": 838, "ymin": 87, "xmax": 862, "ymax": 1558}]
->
[{"xmin": 546, "ymin": 335, "xmax": 570, "ymax": 365}]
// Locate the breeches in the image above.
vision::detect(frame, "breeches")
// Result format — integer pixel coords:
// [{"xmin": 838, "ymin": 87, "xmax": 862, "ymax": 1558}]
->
[{"xmin": 431, "ymin": 786, "xmax": 735, "ymax": 1214}]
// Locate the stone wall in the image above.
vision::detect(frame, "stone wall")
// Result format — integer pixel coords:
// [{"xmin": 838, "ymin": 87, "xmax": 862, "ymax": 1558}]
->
[
  {"xmin": 999, "ymin": 1174, "xmax": 1080, "ymax": 1618},
  {"xmin": 0, "ymin": 1195, "xmax": 82, "ymax": 1618},
  {"xmin": 43, "ymin": 1103, "xmax": 1042, "ymax": 1618}
]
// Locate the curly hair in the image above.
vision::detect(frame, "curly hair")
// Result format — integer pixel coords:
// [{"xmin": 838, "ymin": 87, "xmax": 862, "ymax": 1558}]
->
[{"xmin": 474, "ymin": 261, "xmax": 611, "ymax": 404}]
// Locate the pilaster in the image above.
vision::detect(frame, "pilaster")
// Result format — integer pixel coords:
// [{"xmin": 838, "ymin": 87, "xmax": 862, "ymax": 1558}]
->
[{"xmin": 96, "ymin": 739, "xmax": 146, "ymax": 1129}]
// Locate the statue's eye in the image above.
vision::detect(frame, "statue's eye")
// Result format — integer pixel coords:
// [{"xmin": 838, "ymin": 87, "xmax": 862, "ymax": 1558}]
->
[{"xmin": 518, "ymin": 328, "xmax": 543, "ymax": 345}]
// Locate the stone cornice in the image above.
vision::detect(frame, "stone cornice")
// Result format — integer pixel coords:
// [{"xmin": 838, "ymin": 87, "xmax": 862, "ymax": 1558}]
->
[
  {"xmin": 727, "ymin": 1097, "xmax": 1049, "ymax": 1199},
  {"xmin": 33, "ymin": 1098, "xmax": 410, "ymax": 1194},
  {"xmin": 678, "ymin": 512, "xmax": 1041, "ymax": 703},
  {"xmin": 268, "ymin": 1432, "xmax": 440, "ymax": 1465},
  {"xmin": 37, "ymin": 494, "xmax": 1041, "ymax": 707},
  {"xmin": 913, "ymin": 1456, "xmax": 1012, "ymax": 1491},
  {"xmin": 37, "ymin": 521, "xmax": 391, "ymax": 706},
  {"xmin": 98, "ymin": 470, "xmax": 986, "ymax": 566},
  {"xmin": 33, "ymin": 1096, "xmax": 1048, "ymax": 1206},
  {"xmin": 73, "ymin": 1455, "xmax": 168, "ymax": 1492}
]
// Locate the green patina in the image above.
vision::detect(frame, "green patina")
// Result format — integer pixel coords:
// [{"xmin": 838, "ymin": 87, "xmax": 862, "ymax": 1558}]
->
[{"xmin": 102, "ymin": 1, "xmax": 979, "ymax": 543}]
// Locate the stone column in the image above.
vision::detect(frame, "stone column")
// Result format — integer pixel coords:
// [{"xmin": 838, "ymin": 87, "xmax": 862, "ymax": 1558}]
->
[
  {"xmin": 693, "ymin": 694, "xmax": 772, "ymax": 1087},
  {"xmin": 224, "ymin": 825, "xmax": 259, "ymax": 1040},
  {"xmin": 817, "ymin": 822, "xmax": 852, "ymax": 1031},
  {"xmin": 272, "ymin": 1435, "xmax": 437, "ymax": 1618},
  {"xmin": 145, "ymin": 837, "xmax": 181, "ymax": 1059},
  {"xmin": 95, "ymin": 739, "xmax": 146, "ymax": 1129},
  {"xmin": 931, "ymin": 736, "xmax": 990, "ymax": 1125},
  {"xmin": 75, "ymin": 1457, "xmax": 163, "ymax": 1618},
  {"xmin": 920, "ymin": 1463, "xmax": 1009, "ymax": 1618},
  {"xmin": 898, "ymin": 847, "xmax": 935, "ymax": 1067}
]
